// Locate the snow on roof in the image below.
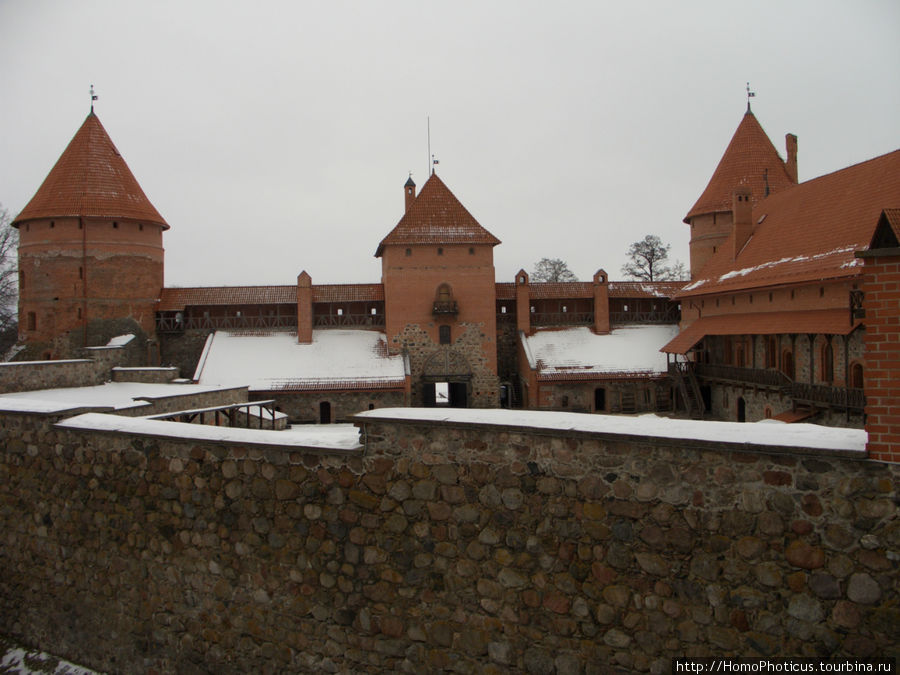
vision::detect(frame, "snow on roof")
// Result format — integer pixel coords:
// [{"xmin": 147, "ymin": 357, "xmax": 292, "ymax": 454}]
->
[
  {"xmin": 0, "ymin": 382, "xmax": 233, "ymax": 415},
  {"xmin": 522, "ymin": 325, "xmax": 678, "ymax": 376},
  {"xmin": 57, "ymin": 414, "xmax": 362, "ymax": 451},
  {"xmin": 355, "ymin": 408, "xmax": 866, "ymax": 453},
  {"xmin": 195, "ymin": 330, "xmax": 407, "ymax": 391},
  {"xmin": 106, "ymin": 333, "xmax": 136, "ymax": 347}
]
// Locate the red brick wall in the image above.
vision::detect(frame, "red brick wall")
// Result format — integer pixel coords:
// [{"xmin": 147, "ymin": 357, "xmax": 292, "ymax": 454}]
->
[
  {"xmin": 862, "ymin": 253, "xmax": 900, "ymax": 461},
  {"xmin": 18, "ymin": 217, "xmax": 164, "ymax": 352}
]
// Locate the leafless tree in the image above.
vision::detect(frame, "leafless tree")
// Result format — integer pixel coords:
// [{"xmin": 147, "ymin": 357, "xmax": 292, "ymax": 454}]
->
[
  {"xmin": 532, "ymin": 257, "xmax": 577, "ymax": 282},
  {"xmin": 0, "ymin": 205, "xmax": 19, "ymax": 352},
  {"xmin": 621, "ymin": 234, "xmax": 687, "ymax": 282}
]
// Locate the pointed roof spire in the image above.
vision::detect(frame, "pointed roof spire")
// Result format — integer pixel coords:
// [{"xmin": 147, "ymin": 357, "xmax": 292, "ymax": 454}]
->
[
  {"xmin": 13, "ymin": 113, "xmax": 169, "ymax": 229},
  {"xmin": 376, "ymin": 173, "xmax": 500, "ymax": 257},
  {"xmin": 683, "ymin": 110, "xmax": 795, "ymax": 223}
]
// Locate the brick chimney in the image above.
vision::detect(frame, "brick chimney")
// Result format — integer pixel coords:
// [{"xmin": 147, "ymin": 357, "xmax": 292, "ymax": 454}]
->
[
  {"xmin": 404, "ymin": 176, "xmax": 416, "ymax": 212},
  {"xmin": 515, "ymin": 270, "xmax": 531, "ymax": 336},
  {"xmin": 592, "ymin": 269, "xmax": 610, "ymax": 334},
  {"xmin": 297, "ymin": 270, "xmax": 312, "ymax": 344},
  {"xmin": 785, "ymin": 133, "xmax": 798, "ymax": 184},
  {"xmin": 732, "ymin": 186, "xmax": 753, "ymax": 260}
]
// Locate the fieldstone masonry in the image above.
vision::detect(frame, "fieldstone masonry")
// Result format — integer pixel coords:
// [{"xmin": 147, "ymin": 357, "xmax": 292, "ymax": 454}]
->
[{"xmin": 0, "ymin": 410, "xmax": 897, "ymax": 673}]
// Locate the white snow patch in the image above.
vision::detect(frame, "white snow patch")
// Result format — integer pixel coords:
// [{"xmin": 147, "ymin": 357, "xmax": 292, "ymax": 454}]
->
[
  {"xmin": 196, "ymin": 330, "xmax": 406, "ymax": 390},
  {"xmin": 523, "ymin": 325, "xmax": 678, "ymax": 375},
  {"xmin": 57, "ymin": 414, "xmax": 362, "ymax": 451},
  {"xmin": 355, "ymin": 408, "xmax": 866, "ymax": 453},
  {"xmin": 106, "ymin": 333, "xmax": 136, "ymax": 347},
  {"xmin": 0, "ymin": 642, "xmax": 100, "ymax": 674},
  {"xmin": 0, "ymin": 382, "xmax": 233, "ymax": 414}
]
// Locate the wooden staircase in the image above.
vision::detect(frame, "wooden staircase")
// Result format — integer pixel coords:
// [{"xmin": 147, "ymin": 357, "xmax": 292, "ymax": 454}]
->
[{"xmin": 671, "ymin": 361, "xmax": 706, "ymax": 419}]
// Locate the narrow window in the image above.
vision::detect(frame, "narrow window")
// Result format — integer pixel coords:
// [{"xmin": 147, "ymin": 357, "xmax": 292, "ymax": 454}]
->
[
  {"xmin": 437, "ymin": 247, "xmax": 443, "ymax": 256},
  {"xmin": 139, "ymin": 224, "xmax": 144, "ymax": 231},
  {"xmin": 405, "ymin": 248, "xmax": 412, "ymax": 257},
  {"xmin": 113, "ymin": 222, "xmax": 119, "ymax": 229},
  {"xmin": 850, "ymin": 363, "xmax": 864, "ymax": 389},
  {"xmin": 19, "ymin": 270, "xmax": 24, "ymax": 289},
  {"xmin": 78, "ymin": 267, "xmax": 83, "ymax": 280},
  {"xmin": 27, "ymin": 312, "xmax": 36, "ymax": 330},
  {"xmin": 469, "ymin": 247, "xmax": 475, "ymax": 255},
  {"xmin": 819, "ymin": 287, "xmax": 825, "ymax": 298},
  {"xmin": 50, "ymin": 221, "xmax": 55, "ymax": 229},
  {"xmin": 77, "ymin": 307, "xmax": 82, "ymax": 319},
  {"xmin": 749, "ymin": 295, "xmax": 753, "ymax": 304},
  {"xmin": 791, "ymin": 290, "xmax": 795, "ymax": 300},
  {"xmin": 561, "ymin": 395, "xmax": 569, "ymax": 408},
  {"xmin": 439, "ymin": 325, "xmax": 451, "ymax": 344}
]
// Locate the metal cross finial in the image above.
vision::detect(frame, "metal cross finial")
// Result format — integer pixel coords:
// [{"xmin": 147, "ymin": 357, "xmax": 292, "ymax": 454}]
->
[
  {"xmin": 90, "ymin": 84, "xmax": 98, "ymax": 113},
  {"xmin": 746, "ymin": 82, "xmax": 756, "ymax": 112}
]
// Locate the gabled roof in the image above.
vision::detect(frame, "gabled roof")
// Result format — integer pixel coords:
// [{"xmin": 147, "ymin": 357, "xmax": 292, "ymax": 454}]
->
[
  {"xmin": 865, "ymin": 208, "xmax": 900, "ymax": 250},
  {"xmin": 679, "ymin": 150, "xmax": 900, "ymax": 297},
  {"xmin": 684, "ymin": 112, "xmax": 795, "ymax": 223},
  {"xmin": 13, "ymin": 113, "xmax": 168, "ymax": 229},
  {"xmin": 376, "ymin": 173, "xmax": 500, "ymax": 256}
]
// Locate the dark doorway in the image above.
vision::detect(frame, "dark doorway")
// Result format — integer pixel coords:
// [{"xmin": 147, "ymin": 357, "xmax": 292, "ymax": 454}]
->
[
  {"xmin": 700, "ymin": 386, "xmax": 712, "ymax": 413},
  {"xmin": 594, "ymin": 387, "xmax": 606, "ymax": 412},
  {"xmin": 319, "ymin": 401, "xmax": 331, "ymax": 424},
  {"xmin": 423, "ymin": 381, "xmax": 468, "ymax": 408},
  {"xmin": 737, "ymin": 397, "xmax": 746, "ymax": 423}
]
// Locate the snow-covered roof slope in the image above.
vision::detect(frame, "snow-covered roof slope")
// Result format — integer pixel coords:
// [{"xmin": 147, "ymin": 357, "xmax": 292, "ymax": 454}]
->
[
  {"xmin": 195, "ymin": 330, "xmax": 407, "ymax": 391},
  {"xmin": 355, "ymin": 408, "xmax": 866, "ymax": 453},
  {"xmin": 522, "ymin": 325, "xmax": 678, "ymax": 378},
  {"xmin": 58, "ymin": 414, "xmax": 362, "ymax": 451},
  {"xmin": 0, "ymin": 382, "xmax": 232, "ymax": 415}
]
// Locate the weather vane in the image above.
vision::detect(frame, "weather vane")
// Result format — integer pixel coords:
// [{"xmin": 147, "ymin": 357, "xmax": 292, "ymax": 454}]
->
[
  {"xmin": 746, "ymin": 82, "xmax": 755, "ymax": 112},
  {"xmin": 90, "ymin": 84, "xmax": 98, "ymax": 113}
]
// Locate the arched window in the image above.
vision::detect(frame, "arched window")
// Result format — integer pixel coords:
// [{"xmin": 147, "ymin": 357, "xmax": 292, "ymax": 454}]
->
[
  {"xmin": 765, "ymin": 336, "xmax": 777, "ymax": 368},
  {"xmin": 782, "ymin": 350, "xmax": 794, "ymax": 380},
  {"xmin": 821, "ymin": 341, "xmax": 834, "ymax": 384},
  {"xmin": 850, "ymin": 362, "xmax": 864, "ymax": 389}
]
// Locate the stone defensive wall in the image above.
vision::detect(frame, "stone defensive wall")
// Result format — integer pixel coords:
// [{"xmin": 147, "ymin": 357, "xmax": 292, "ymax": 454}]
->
[{"xmin": 0, "ymin": 408, "xmax": 897, "ymax": 673}]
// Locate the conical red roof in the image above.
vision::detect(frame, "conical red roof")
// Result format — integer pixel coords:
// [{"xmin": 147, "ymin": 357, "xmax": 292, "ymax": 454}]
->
[
  {"xmin": 376, "ymin": 173, "xmax": 500, "ymax": 256},
  {"xmin": 13, "ymin": 112, "xmax": 169, "ymax": 229},
  {"xmin": 684, "ymin": 112, "xmax": 795, "ymax": 223}
]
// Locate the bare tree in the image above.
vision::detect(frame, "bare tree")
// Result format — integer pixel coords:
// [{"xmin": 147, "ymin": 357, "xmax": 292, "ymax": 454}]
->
[
  {"xmin": 532, "ymin": 257, "xmax": 577, "ymax": 282},
  {"xmin": 0, "ymin": 205, "xmax": 19, "ymax": 352},
  {"xmin": 621, "ymin": 235, "xmax": 687, "ymax": 282}
]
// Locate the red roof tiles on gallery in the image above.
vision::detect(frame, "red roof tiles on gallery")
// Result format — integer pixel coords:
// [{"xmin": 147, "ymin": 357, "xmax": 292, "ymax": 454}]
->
[
  {"xmin": 159, "ymin": 284, "xmax": 385, "ymax": 311},
  {"xmin": 13, "ymin": 113, "xmax": 169, "ymax": 229}
]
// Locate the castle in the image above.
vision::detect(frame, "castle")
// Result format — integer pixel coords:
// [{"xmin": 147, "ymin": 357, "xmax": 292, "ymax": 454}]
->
[{"xmin": 11, "ymin": 106, "xmax": 900, "ymax": 458}]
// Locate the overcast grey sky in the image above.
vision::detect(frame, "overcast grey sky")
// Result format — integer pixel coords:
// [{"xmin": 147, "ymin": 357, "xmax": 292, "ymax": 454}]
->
[{"xmin": 1, "ymin": 1, "xmax": 898, "ymax": 287}]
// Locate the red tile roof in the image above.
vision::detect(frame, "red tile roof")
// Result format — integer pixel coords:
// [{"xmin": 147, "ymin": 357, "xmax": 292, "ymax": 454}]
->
[
  {"xmin": 679, "ymin": 150, "xmax": 900, "ymax": 297},
  {"xmin": 376, "ymin": 173, "xmax": 500, "ymax": 256},
  {"xmin": 159, "ymin": 286, "xmax": 296, "ymax": 311},
  {"xmin": 159, "ymin": 284, "xmax": 385, "ymax": 311},
  {"xmin": 608, "ymin": 281, "xmax": 685, "ymax": 298},
  {"xmin": 13, "ymin": 113, "xmax": 169, "ymax": 229},
  {"xmin": 313, "ymin": 284, "xmax": 384, "ymax": 303},
  {"xmin": 684, "ymin": 112, "xmax": 795, "ymax": 223},
  {"xmin": 494, "ymin": 281, "xmax": 683, "ymax": 300},
  {"xmin": 661, "ymin": 309, "xmax": 861, "ymax": 354}
]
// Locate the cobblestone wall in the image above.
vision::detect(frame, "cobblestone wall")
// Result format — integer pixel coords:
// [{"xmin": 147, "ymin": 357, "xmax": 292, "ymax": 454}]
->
[{"xmin": 0, "ymin": 411, "xmax": 896, "ymax": 673}]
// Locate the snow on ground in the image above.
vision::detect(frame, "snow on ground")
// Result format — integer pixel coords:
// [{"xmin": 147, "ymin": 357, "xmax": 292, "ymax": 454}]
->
[
  {"xmin": 355, "ymin": 408, "xmax": 866, "ymax": 453},
  {"xmin": 57, "ymin": 414, "xmax": 362, "ymax": 450},
  {"xmin": 0, "ymin": 637, "xmax": 100, "ymax": 674},
  {"xmin": 0, "ymin": 382, "xmax": 234, "ymax": 415},
  {"xmin": 523, "ymin": 325, "xmax": 679, "ymax": 375},
  {"xmin": 195, "ymin": 330, "xmax": 407, "ymax": 390}
]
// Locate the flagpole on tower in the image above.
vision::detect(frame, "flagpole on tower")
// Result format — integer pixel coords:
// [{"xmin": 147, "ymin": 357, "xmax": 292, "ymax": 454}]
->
[
  {"xmin": 427, "ymin": 116, "xmax": 431, "ymax": 178},
  {"xmin": 746, "ymin": 82, "xmax": 756, "ymax": 113},
  {"xmin": 90, "ymin": 84, "xmax": 98, "ymax": 113}
]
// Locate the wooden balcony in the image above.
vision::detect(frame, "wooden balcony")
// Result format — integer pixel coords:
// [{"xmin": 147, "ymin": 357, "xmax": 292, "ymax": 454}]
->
[{"xmin": 433, "ymin": 300, "xmax": 459, "ymax": 316}]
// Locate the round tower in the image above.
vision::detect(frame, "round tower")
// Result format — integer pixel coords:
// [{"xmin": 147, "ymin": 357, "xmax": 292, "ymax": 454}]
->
[{"xmin": 13, "ymin": 112, "xmax": 168, "ymax": 360}]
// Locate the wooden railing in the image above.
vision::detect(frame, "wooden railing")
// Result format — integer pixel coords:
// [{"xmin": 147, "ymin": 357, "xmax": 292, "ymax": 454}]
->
[
  {"xmin": 610, "ymin": 309, "xmax": 680, "ymax": 324},
  {"xmin": 314, "ymin": 313, "xmax": 385, "ymax": 328},
  {"xmin": 791, "ymin": 383, "xmax": 865, "ymax": 410},
  {"xmin": 695, "ymin": 364, "xmax": 793, "ymax": 389},
  {"xmin": 531, "ymin": 312, "xmax": 594, "ymax": 327},
  {"xmin": 156, "ymin": 315, "xmax": 297, "ymax": 332}
]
